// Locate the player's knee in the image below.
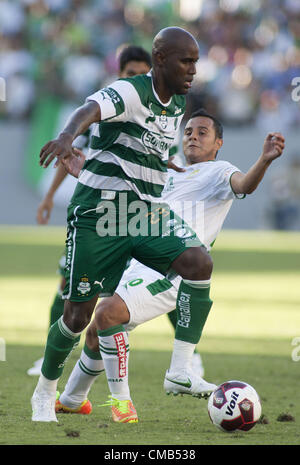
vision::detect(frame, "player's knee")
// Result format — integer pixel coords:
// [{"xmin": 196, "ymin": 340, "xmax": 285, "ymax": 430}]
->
[
  {"xmin": 66, "ymin": 310, "xmax": 90, "ymax": 333},
  {"xmin": 63, "ymin": 301, "xmax": 94, "ymax": 333},
  {"xmin": 95, "ymin": 298, "xmax": 119, "ymax": 330},
  {"xmin": 197, "ymin": 250, "xmax": 213, "ymax": 278},
  {"xmin": 173, "ymin": 247, "xmax": 213, "ymax": 280},
  {"xmin": 95, "ymin": 295, "xmax": 129, "ymax": 330}
]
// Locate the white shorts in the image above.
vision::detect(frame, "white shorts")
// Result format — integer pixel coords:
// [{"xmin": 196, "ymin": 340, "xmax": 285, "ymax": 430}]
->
[{"xmin": 115, "ymin": 260, "xmax": 181, "ymax": 332}]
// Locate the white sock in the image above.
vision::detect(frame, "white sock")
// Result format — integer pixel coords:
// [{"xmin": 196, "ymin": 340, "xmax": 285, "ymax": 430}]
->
[
  {"xmin": 35, "ymin": 373, "xmax": 58, "ymax": 395},
  {"xmin": 99, "ymin": 328, "xmax": 131, "ymax": 401},
  {"xmin": 169, "ymin": 338, "xmax": 196, "ymax": 374},
  {"xmin": 59, "ymin": 349, "xmax": 104, "ymax": 409}
]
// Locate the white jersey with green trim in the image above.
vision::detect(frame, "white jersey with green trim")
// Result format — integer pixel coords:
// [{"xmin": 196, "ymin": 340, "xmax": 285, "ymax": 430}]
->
[
  {"xmin": 71, "ymin": 71, "xmax": 185, "ymax": 207},
  {"xmin": 163, "ymin": 160, "xmax": 244, "ymax": 251},
  {"xmin": 119, "ymin": 160, "xmax": 244, "ymax": 292}
]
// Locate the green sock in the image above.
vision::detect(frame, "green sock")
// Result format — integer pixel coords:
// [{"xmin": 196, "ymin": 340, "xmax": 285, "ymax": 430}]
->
[
  {"xmin": 41, "ymin": 316, "xmax": 81, "ymax": 380},
  {"xmin": 83, "ymin": 341, "xmax": 102, "ymax": 361},
  {"xmin": 49, "ymin": 292, "xmax": 65, "ymax": 327},
  {"xmin": 175, "ymin": 280, "xmax": 213, "ymax": 344}
]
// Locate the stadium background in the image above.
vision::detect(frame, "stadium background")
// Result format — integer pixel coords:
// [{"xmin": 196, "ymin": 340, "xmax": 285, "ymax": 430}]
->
[
  {"xmin": 0, "ymin": 0, "xmax": 300, "ymax": 446},
  {"xmin": 0, "ymin": 0, "xmax": 300, "ymax": 229}
]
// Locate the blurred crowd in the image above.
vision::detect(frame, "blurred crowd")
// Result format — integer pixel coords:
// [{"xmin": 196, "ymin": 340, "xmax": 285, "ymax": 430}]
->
[{"xmin": 0, "ymin": 0, "xmax": 300, "ymax": 131}]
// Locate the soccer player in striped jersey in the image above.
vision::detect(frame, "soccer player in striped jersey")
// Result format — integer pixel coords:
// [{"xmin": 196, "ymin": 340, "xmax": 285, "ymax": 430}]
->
[
  {"xmin": 54, "ymin": 110, "xmax": 285, "ymax": 423},
  {"xmin": 27, "ymin": 45, "xmax": 153, "ymax": 377},
  {"xmin": 28, "ymin": 43, "xmax": 191, "ymax": 381},
  {"xmin": 32, "ymin": 27, "xmax": 214, "ymax": 423}
]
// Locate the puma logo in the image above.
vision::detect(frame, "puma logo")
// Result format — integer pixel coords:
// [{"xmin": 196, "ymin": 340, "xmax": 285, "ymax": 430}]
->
[{"xmin": 94, "ymin": 277, "xmax": 105, "ymax": 289}]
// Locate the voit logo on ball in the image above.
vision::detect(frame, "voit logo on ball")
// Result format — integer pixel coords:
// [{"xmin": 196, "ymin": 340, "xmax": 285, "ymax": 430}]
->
[{"xmin": 208, "ymin": 380, "xmax": 262, "ymax": 432}]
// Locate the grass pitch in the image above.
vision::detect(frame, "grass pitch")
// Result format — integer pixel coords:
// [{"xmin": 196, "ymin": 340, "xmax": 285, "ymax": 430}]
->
[{"xmin": 0, "ymin": 226, "xmax": 300, "ymax": 446}]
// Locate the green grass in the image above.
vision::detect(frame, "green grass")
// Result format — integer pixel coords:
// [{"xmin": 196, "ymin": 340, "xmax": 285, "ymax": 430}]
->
[{"xmin": 0, "ymin": 226, "xmax": 300, "ymax": 445}]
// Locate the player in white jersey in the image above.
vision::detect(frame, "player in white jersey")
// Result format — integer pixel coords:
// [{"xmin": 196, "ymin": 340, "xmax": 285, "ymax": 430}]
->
[{"xmin": 54, "ymin": 109, "xmax": 285, "ymax": 423}]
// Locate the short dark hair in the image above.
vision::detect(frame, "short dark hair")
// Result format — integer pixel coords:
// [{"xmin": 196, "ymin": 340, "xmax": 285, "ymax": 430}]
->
[
  {"xmin": 119, "ymin": 46, "xmax": 152, "ymax": 72},
  {"xmin": 190, "ymin": 108, "xmax": 223, "ymax": 140}
]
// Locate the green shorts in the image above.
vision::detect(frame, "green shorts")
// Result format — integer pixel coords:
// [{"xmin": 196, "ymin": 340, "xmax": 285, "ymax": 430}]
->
[{"xmin": 63, "ymin": 190, "xmax": 203, "ymax": 302}]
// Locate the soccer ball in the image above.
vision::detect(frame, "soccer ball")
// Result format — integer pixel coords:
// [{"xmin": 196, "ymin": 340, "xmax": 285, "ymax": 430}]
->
[{"xmin": 208, "ymin": 380, "xmax": 262, "ymax": 432}]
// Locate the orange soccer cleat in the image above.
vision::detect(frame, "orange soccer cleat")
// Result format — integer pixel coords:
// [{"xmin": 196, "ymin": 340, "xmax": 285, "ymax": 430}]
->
[
  {"xmin": 55, "ymin": 396, "xmax": 92, "ymax": 415},
  {"xmin": 100, "ymin": 396, "xmax": 138, "ymax": 423}
]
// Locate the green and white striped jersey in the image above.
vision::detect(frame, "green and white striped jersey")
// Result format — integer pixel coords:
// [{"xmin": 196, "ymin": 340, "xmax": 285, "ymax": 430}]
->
[{"xmin": 71, "ymin": 72, "xmax": 186, "ymax": 206}]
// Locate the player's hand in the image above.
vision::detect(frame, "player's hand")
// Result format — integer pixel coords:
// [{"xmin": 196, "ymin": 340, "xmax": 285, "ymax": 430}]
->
[
  {"xmin": 61, "ymin": 147, "xmax": 86, "ymax": 178},
  {"xmin": 167, "ymin": 156, "xmax": 186, "ymax": 172},
  {"xmin": 262, "ymin": 133, "xmax": 285, "ymax": 162},
  {"xmin": 39, "ymin": 133, "xmax": 74, "ymax": 168},
  {"xmin": 36, "ymin": 196, "xmax": 54, "ymax": 225}
]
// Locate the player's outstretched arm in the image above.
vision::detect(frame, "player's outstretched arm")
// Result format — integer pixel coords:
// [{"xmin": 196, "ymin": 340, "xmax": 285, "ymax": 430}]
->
[
  {"xmin": 230, "ymin": 132, "xmax": 285, "ymax": 195},
  {"xmin": 39, "ymin": 101, "xmax": 101, "ymax": 169},
  {"xmin": 36, "ymin": 163, "xmax": 68, "ymax": 224}
]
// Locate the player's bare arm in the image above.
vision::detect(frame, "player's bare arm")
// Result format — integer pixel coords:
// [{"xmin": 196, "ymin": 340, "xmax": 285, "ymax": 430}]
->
[
  {"xmin": 39, "ymin": 101, "xmax": 101, "ymax": 169},
  {"xmin": 230, "ymin": 132, "xmax": 285, "ymax": 195},
  {"xmin": 36, "ymin": 163, "xmax": 68, "ymax": 224}
]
